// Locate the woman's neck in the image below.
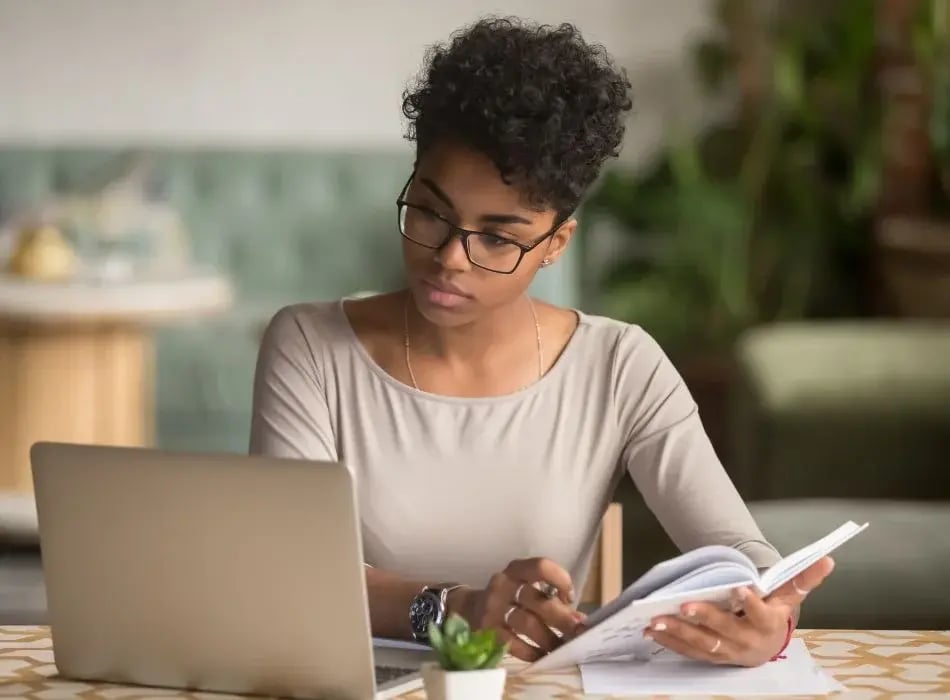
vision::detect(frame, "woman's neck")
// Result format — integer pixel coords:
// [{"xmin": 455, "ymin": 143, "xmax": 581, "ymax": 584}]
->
[{"xmin": 404, "ymin": 292, "xmax": 537, "ymax": 365}]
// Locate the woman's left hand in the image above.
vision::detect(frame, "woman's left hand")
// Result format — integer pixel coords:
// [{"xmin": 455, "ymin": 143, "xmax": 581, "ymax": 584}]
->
[{"xmin": 644, "ymin": 556, "xmax": 835, "ymax": 667}]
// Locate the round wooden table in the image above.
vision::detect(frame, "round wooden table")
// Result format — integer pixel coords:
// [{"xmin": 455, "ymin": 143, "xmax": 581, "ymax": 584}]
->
[{"xmin": 0, "ymin": 272, "xmax": 232, "ymax": 492}]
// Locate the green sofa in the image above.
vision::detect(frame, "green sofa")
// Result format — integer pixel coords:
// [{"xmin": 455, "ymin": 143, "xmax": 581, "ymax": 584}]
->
[
  {"xmin": 611, "ymin": 320, "xmax": 950, "ymax": 631},
  {"xmin": 733, "ymin": 322, "xmax": 950, "ymax": 630}
]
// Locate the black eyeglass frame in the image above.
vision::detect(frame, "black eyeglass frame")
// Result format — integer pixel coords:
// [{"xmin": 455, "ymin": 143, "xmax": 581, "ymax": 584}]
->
[{"xmin": 395, "ymin": 172, "xmax": 568, "ymax": 275}]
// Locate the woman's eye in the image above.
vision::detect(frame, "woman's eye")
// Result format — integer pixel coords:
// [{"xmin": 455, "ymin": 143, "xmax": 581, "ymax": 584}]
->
[{"xmin": 484, "ymin": 235, "xmax": 514, "ymax": 247}]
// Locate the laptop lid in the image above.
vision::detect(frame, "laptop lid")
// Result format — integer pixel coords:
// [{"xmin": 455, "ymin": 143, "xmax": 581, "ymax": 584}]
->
[{"xmin": 31, "ymin": 442, "xmax": 383, "ymax": 699}]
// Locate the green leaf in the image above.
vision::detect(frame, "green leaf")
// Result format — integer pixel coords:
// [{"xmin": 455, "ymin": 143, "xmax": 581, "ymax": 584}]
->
[
  {"xmin": 773, "ymin": 41, "xmax": 804, "ymax": 109},
  {"xmin": 427, "ymin": 622, "xmax": 455, "ymax": 670},
  {"xmin": 427, "ymin": 621, "xmax": 444, "ymax": 652},
  {"xmin": 434, "ymin": 646, "xmax": 452, "ymax": 670},
  {"xmin": 482, "ymin": 642, "xmax": 508, "ymax": 669},
  {"xmin": 446, "ymin": 644, "xmax": 478, "ymax": 671},
  {"xmin": 443, "ymin": 614, "xmax": 467, "ymax": 640}
]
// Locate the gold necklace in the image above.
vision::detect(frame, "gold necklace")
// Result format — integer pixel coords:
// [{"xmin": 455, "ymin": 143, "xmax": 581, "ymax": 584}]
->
[{"xmin": 403, "ymin": 296, "xmax": 544, "ymax": 392}]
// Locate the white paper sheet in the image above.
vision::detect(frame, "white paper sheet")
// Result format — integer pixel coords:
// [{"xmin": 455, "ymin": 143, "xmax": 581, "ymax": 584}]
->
[{"xmin": 580, "ymin": 639, "xmax": 845, "ymax": 696}]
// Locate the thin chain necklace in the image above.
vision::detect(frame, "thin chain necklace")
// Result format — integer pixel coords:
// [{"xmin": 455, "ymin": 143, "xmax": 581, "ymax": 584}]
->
[{"xmin": 403, "ymin": 296, "xmax": 544, "ymax": 392}]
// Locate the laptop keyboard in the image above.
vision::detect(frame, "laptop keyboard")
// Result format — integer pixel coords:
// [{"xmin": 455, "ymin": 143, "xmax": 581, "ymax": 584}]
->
[{"xmin": 375, "ymin": 665, "xmax": 416, "ymax": 685}]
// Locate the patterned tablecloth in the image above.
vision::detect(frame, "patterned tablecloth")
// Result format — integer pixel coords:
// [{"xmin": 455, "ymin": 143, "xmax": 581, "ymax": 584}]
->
[{"xmin": 0, "ymin": 627, "xmax": 947, "ymax": 699}]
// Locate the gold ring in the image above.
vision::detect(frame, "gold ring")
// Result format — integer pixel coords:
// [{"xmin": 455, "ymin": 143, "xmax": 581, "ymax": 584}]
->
[{"xmin": 710, "ymin": 638, "xmax": 722, "ymax": 654}]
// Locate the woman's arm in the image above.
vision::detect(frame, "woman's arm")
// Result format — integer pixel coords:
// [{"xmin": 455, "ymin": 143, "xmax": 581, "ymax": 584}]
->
[
  {"xmin": 249, "ymin": 307, "xmax": 338, "ymax": 459},
  {"xmin": 612, "ymin": 325, "xmax": 831, "ymax": 665},
  {"xmin": 365, "ymin": 567, "xmax": 472, "ymax": 639},
  {"xmin": 612, "ymin": 327, "xmax": 780, "ymax": 568},
  {"xmin": 250, "ymin": 306, "xmax": 450, "ymax": 639}
]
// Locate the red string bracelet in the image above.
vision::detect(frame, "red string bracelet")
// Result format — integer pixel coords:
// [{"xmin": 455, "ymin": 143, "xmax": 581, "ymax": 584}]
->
[{"xmin": 770, "ymin": 616, "xmax": 795, "ymax": 661}]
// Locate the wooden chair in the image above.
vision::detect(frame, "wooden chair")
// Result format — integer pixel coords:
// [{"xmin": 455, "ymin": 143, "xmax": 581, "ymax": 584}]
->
[{"xmin": 580, "ymin": 502, "xmax": 623, "ymax": 608}]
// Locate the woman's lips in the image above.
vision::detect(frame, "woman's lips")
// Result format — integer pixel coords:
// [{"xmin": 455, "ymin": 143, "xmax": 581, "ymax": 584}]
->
[{"xmin": 421, "ymin": 279, "xmax": 471, "ymax": 309}]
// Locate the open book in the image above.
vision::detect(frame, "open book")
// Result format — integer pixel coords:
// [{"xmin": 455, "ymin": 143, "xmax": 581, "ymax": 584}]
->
[{"xmin": 525, "ymin": 520, "xmax": 868, "ymax": 673}]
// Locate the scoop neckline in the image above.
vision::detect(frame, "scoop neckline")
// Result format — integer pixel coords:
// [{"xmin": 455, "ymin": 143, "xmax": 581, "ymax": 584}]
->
[{"xmin": 334, "ymin": 296, "xmax": 588, "ymax": 405}]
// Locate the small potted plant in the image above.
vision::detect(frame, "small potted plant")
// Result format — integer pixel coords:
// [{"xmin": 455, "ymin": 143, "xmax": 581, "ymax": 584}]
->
[{"xmin": 421, "ymin": 614, "xmax": 509, "ymax": 700}]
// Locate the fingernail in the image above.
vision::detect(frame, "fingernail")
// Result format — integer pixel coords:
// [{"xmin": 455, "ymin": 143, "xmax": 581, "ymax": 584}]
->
[
  {"xmin": 572, "ymin": 611, "xmax": 587, "ymax": 623},
  {"xmin": 684, "ymin": 606, "xmax": 696, "ymax": 617},
  {"xmin": 653, "ymin": 622, "xmax": 667, "ymax": 632}
]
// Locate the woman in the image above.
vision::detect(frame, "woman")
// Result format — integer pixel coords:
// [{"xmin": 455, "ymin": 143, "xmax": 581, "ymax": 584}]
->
[{"xmin": 250, "ymin": 17, "xmax": 833, "ymax": 667}]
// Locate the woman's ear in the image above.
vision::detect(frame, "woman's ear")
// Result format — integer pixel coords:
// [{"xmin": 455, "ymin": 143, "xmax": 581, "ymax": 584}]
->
[{"xmin": 541, "ymin": 218, "xmax": 577, "ymax": 266}]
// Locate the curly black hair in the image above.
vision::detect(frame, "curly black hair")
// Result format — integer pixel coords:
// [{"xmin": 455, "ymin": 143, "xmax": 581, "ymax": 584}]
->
[{"xmin": 402, "ymin": 17, "xmax": 633, "ymax": 218}]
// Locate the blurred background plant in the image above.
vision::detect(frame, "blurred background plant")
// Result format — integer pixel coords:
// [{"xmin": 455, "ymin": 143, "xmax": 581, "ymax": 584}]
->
[
  {"xmin": 925, "ymin": 0, "xmax": 950, "ymax": 198},
  {"xmin": 583, "ymin": 0, "xmax": 950, "ymax": 358}
]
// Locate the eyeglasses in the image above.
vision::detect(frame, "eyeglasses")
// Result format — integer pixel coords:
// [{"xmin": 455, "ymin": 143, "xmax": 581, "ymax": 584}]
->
[{"xmin": 395, "ymin": 172, "xmax": 564, "ymax": 274}]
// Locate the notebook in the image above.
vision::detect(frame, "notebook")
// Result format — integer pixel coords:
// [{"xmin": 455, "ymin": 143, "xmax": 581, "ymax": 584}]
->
[{"xmin": 526, "ymin": 520, "xmax": 868, "ymax": 673}]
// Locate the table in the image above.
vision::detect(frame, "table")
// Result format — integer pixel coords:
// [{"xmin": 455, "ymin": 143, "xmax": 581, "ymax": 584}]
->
[
  {"xmin": 0, "ymin": 272, "xmax": 231, "ymax": 492},
  {"xmin": 0, "ymin": 627, "xmax": 946, "ymax": 698}
]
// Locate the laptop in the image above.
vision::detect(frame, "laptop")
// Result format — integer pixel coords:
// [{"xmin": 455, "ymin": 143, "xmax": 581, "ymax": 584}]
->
[{"xmin": 30, "ymin": 441, "xmax": 429, "ymax": 699}]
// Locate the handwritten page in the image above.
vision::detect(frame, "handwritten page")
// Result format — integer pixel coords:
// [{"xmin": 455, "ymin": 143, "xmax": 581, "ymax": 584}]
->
[
  {"xmin": 580, "ymin": 639, "xmax": 844, "ymax": 696},
  {"xmin": 525, "ymin": 582, "xmax": 740, "ymax": 672}
]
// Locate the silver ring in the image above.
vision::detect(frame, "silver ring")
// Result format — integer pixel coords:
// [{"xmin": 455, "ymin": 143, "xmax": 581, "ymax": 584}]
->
[
  {"xmin": 504, "ymin": 605, "xmax": 517, "ymax": 627},
  {"xmin": 792, "ymin": 579, "xmax": 810, "ymax": 597},
  {"xmin": 710, "ymin": 638, "xmax": 722, "ymax": 654},
  {"xmin": 514, "ymin": 583, "xmax": 526, "ymax": 605}
]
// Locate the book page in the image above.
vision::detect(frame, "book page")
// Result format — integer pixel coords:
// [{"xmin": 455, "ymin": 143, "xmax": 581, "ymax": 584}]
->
[
  {"xmin": 642, "ymin": 561, "xmax": 759, "ymax": 600},
  {"xmin": 525, "ymin": 580, "xmax": 750, "ymax": 673},
  {"xmin": 585, "ymin": 544, "xmax": 755, "ymax": 626},
  {"xmin": 760, "ymin": 521, "xmax": 868, "ymax": 593}
]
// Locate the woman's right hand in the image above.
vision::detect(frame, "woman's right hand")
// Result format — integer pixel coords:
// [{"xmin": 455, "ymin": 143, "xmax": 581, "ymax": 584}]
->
[{"xmin": 449, "ymin": 557, "xmax": 587, "ymax": 661}]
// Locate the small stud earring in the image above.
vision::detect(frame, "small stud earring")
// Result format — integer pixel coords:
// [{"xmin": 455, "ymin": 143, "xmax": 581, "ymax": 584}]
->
[{"xmin": 541, "ymin": 258, "xmax": 552, "ymax": 267}]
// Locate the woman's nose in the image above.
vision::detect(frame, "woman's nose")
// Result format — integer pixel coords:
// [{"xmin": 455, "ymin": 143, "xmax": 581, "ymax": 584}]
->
[{"xmin": 435, "ymin": 233, "xmax": 472, "ymax": 271}]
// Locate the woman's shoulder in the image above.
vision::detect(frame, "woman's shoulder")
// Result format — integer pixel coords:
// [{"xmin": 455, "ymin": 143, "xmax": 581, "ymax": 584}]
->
[
  {"xmin": 573, "ymin": 311, "xmax": 694, "ymax": 436},
  {"xmin": 260, "ymin": 292, "xmax": 400, "ymax": 360},
  {"xmin": 566, "ymin": 309, "xmax": 686, "ymax": 400},
  {"xmin": 570, "ymin": 308, "xmax": 668, "ymax": 364},
  {"xmin": 262, "ymin": 299, "xmax": 346, "ymax": 345}
]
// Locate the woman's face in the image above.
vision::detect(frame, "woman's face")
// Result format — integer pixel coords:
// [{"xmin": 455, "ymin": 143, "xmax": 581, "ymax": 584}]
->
[{"xmin": 400, "ymin": 141, "xmax": 575, "ymax": 327}]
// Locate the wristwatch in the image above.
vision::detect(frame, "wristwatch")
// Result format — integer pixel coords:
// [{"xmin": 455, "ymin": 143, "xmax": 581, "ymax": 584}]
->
[{"xmin": 409, "ymin": 583, "xmax": 464, "ymax": 643}]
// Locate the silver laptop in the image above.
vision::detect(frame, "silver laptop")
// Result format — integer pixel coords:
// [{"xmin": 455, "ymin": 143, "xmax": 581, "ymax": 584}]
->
[{"xmin": 31, "ymin": 442, "xmax": 429, "ymax": 699}]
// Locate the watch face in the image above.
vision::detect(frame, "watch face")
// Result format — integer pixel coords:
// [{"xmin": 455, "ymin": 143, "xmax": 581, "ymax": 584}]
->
[{"xmin": 410, "ymin": 591, "xmax": 441, "ymax": 638}]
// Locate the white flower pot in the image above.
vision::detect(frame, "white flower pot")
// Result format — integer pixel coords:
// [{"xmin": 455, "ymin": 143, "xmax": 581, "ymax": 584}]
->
[{"xmin": 420, "ymin": 662, "xmax": 507, "ymax": 700}]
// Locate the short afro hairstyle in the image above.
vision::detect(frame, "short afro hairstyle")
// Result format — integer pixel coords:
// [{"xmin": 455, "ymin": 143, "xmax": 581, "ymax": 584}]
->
[{"xmin": 402, "ymin": 17, "xmax": 633, "ymax": 218}]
